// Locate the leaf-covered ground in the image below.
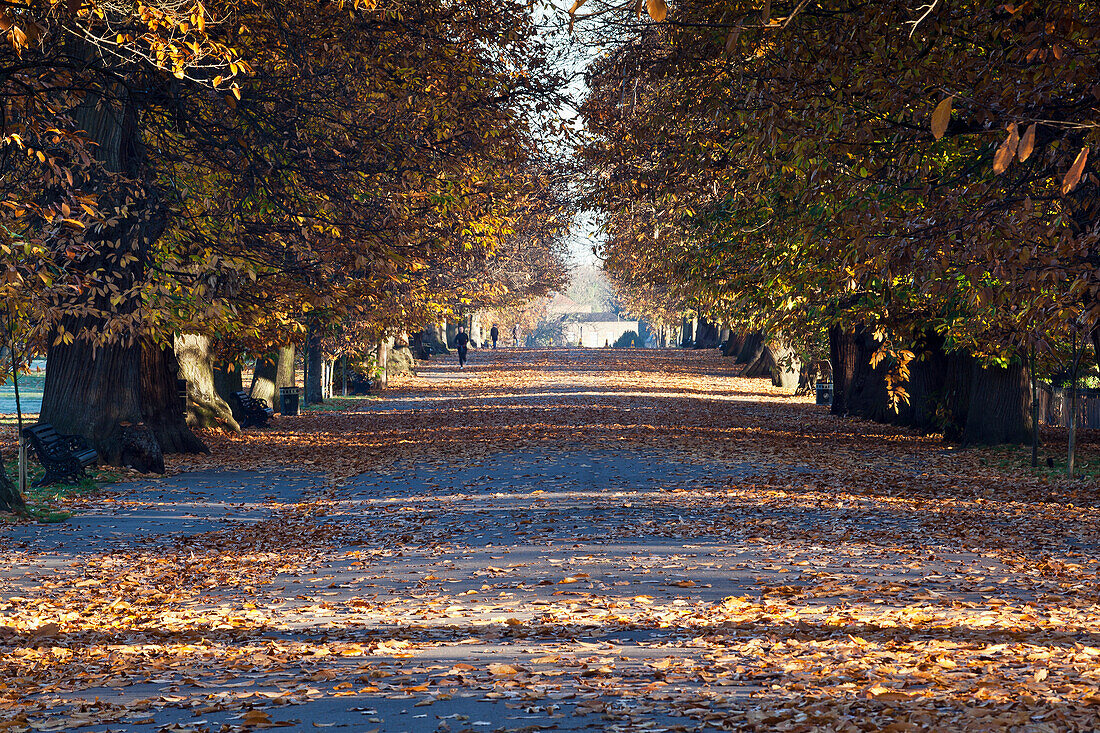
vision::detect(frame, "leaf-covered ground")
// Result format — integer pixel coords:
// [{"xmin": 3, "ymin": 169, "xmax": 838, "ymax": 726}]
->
[{"xmin": 1, "ymin": 348, "xmax": 1099, "ymax": 732}]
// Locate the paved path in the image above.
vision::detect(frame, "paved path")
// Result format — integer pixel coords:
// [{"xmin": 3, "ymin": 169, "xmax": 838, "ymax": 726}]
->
[{"xmin": 1, "ymin": 349, "xmax": 1099, "ymax": 732}]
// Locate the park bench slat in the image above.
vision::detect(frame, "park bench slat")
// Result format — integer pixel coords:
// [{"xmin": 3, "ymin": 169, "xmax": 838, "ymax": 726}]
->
[
  {"xmin": 22, "ymin": 423, "xmax": 99, "ymax": 487},
  {"xmin": 231, "ymin": 391, "xmax": 275, "ymax": 428}
]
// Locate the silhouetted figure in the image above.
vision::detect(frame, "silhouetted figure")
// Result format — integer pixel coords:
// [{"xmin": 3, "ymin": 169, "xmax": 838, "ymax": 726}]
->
[
  {"xmin": 455, "ymin": 325, "xmax": 470, "ymax": 369},
  {"xmin": 490, "ymin": 324, "xmax": 499, "ymax": 349}
]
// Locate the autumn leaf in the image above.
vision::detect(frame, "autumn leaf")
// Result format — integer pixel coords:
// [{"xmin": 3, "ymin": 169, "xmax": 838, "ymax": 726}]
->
[
  {"xmin": 930, "ymin": 97, "xmax": 952, "ymax": 139},
  {"xmin": 647, "ymin": 0, "xmax": 668, "ymax": 22},
  {"xmin": 1018, "ymin": 122, "xmax": 1036, "ymax": 161},
  {"xmin": 993, "ymin": 122, "xmax": 1019, "ymax": 174},
  {"xmin": 1061, "ymin": 146, "xmax": 1089, "ymax": 194}
]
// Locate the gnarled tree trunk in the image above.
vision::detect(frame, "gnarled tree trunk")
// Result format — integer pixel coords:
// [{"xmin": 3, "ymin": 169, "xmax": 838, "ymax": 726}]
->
[
  {"xmin": 736, "ymin": 332, "xmax": 766, "ymax": 365},
  {"xmin": 176, "ymin": 333, "xmax": 240, "ymax": 431},
  {"xmin": 768, "ymin": 339, "xmax": 801, "ymax": 390}
]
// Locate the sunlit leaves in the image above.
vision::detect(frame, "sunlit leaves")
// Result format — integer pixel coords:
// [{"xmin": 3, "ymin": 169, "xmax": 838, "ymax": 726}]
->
[{"xmin": 646, "ymin": 0, "xmax": 668, "ymax": 22}]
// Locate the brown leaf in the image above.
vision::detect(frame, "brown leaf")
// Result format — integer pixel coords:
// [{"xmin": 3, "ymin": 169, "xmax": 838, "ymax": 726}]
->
[
  {"xmin": 1062, "ymin": 146, "xmax": 1089, "ymax": 194},
  {"xmin": 646, "ymin": 0, "xmax": 667, "ymax": 22},
  {"xmin": 993, "ymin": 122, "xmax": 1019, "ymax": 174},
  {"xmin": 1018, "ymin": 123, "xmax": 1036, "ymax": 161},
  {"xmin": 487, "ymin": 662, "xmax": 524, "ymax": 676},
  {"xmin": 931, "ymin": 97, "xmax": 952, "ymax": 140}
]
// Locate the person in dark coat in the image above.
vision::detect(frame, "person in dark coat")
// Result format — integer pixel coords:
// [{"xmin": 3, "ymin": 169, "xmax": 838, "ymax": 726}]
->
[
  {"xmin": 490, "ymin": 324, "xmax": 499, "ymax": 349},
  {"xmin": 455, "ymin": 325, "xmax": 470, "ymax": 368}
]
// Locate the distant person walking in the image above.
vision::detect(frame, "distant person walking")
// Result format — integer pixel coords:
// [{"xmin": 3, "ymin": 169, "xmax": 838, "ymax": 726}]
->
[
  {"xmin": 512, "ymin": 325, "xmax": 519, "ymax": 347},
  {"xmin": 490, "ymin": 324, "xmax": 499, "ymax": 349},
  {"xmin": 455, "ymin": 325, "xmax": 470, "ymax": 369}
]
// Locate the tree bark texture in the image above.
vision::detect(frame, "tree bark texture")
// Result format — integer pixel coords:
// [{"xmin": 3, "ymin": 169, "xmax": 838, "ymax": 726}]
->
[
  {"xmin": 39, "ymin": 81, "xmax": 170, "ymax": 471},
  {"xmin": 722, "ymin": 331, "xmax": 746, "ymax": 357},
  {"xmin": 828, "ymin": 324, "xmax": 859, "ymax": 416},
  {"xmin": 175, "ymin": 333, "xmax": 240, "ymax": 432},
  {"xmin": 768, "ymin": 339, "xmax": 802, "ymax": 390},
  {"xmin": 961, "ymin": 359, "xmax": 1032, "ymax": 445},
  {"xmin": 141, "ymin": 339, "xmax": 208, "ymax": 454},
  {"xmin": 41, "ymin": 334, "xmax": 164, "ymax": 472},
  {"xmin": 694, "ymin": 320, "xmax": 719, "ymax": 348},
  {"xmin": 889, "ymin": 331, "xmax": 948, "ymax": 433},
  {"xmin": 736, "ymin": 332, "xmax": 765, "ymax": 364},
  {"xmin": 376, "ymin": 340, "xmax": 390, "ymax": 390},
  {"xmin": 213, "ymin": 360, "xmax": 244, "ymax": 404},
  {"xmin": 250, "ymin": 353, "xmax": 279, "ymax": 410}
]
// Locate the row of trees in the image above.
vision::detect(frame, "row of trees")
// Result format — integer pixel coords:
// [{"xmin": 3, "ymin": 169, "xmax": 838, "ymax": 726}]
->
[
  {"xmin": 578, "ymin": 0, "xmax": 1100, "ymax": 451},
  {"xmin": 0, "ymin": 0, "xmax": 569, "ymax": 484}
]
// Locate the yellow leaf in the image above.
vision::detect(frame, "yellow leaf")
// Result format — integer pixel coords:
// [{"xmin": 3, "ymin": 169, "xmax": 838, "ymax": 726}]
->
[
  {"xmin": 646, "ymin": 0, "xmax": 667, "ymax": 22},
  {"xmin": 931, "ymin": 97, "xmax": 952, "ymax": 140}
]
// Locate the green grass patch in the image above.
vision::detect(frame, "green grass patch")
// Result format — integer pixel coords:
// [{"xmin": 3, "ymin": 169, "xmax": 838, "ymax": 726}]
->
[
  {"xmin": 2, "ymin": 458, "xmax": 124, "ymax": 523},
  {"xmin": 984, "ymin": 444, "xmax": 1100, "ymax": 480}
]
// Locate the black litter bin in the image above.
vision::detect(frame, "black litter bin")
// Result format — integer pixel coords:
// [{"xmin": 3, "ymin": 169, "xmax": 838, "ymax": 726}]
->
[
  {"xmin": 279, "ymin": 386, "xmax": 301, "ymax": 416},
  {"xmin": 816, "ymin": 382, "xmax": 833, "ymax": 406}
]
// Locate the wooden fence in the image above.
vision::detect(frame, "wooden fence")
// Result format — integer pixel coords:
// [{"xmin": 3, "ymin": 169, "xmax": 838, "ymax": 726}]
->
[{"xmin": 1037, "ymin": 385, "xmax": 1100, "ymax": 428}]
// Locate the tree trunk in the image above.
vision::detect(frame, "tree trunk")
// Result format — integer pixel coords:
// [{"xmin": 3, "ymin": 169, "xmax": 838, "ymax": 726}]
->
[
  {"xmin": 212, "ymin": 360, "xmax": 243, "ymax": 403},
  {"xmin": 250, "ymin": 353, "xmax": 279, "ymax": 410},
  {"xmin": 141, "ymin": 339, "xmax": 208, "ymax": 454},
  {"xmin": 42, "ymin": 333, "xmax": 164, "ymax": 472},
  {"xmin": 681, "ymin": 317, "xmax": 693, "ymax": 347},
  {"xmin": 376, "ymin": 340, "xmax": 390, "ymax": 390},
  {"xmin": 890, "ymin": 330, "xmax": 948, "ymax": 432},
  {"xmin": 1027, "ymin": 346, "xmax": 1040, "ymax": 467},
  {"xmin": 829, "ymin": 324, "xmax": 859, "ymax": 416},
  {"xmin": 961, "ymin": 358, "xmax": 1031, "ymax": 446},
  {"xmin": 175, "ymin": 333, "xmax": 240, "ymax": 431},
  {"xmin": 276, "ymin": 345, "xmax": 296, "ymax": 388},
  {"xmin": 743, "ymin": 342, "xmax": 776, "ymax": 378},
  {"xmin": 722, "ymin": 331, "xmax": 746, "ymax": 357},
  {"xmin": 938, "ymin": 352, "xmax": 974, "ymax": 441},
  {"xmin": 0, "ymin": 467, "xmax": 25, "ymax": 514},
  {"xmin": 768, "ymin": 339, "xmax": 801, "ymax": 390},
  {"xmin": 845, "ymin": 328, "xmax": 890, "ymax": 423},
  {"xmin": 305, "ymin": 320, "xmax": 323, "ymax": 404},
  {"xmin": 736, "ymin": 332, "xmax": 765, "ymax": 364},
  {"xmin": 38, "ymin": 80, "xmax": 169, "ymax": 472}
]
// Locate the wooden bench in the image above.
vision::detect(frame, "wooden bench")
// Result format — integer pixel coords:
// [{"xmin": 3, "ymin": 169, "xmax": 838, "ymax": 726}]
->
[
  {"xmin": 230, "ymin": 391, "xmax": 274, "ymax": 428},
  {"xmin": 22, "ymin": 424, "xmax": 99, "ymax": 487}
]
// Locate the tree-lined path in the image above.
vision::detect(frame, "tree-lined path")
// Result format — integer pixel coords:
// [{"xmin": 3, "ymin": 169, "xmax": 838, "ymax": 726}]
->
[{"xmin": 2, "ymin": 349, "xmax": 1100, "ymax": 731}]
